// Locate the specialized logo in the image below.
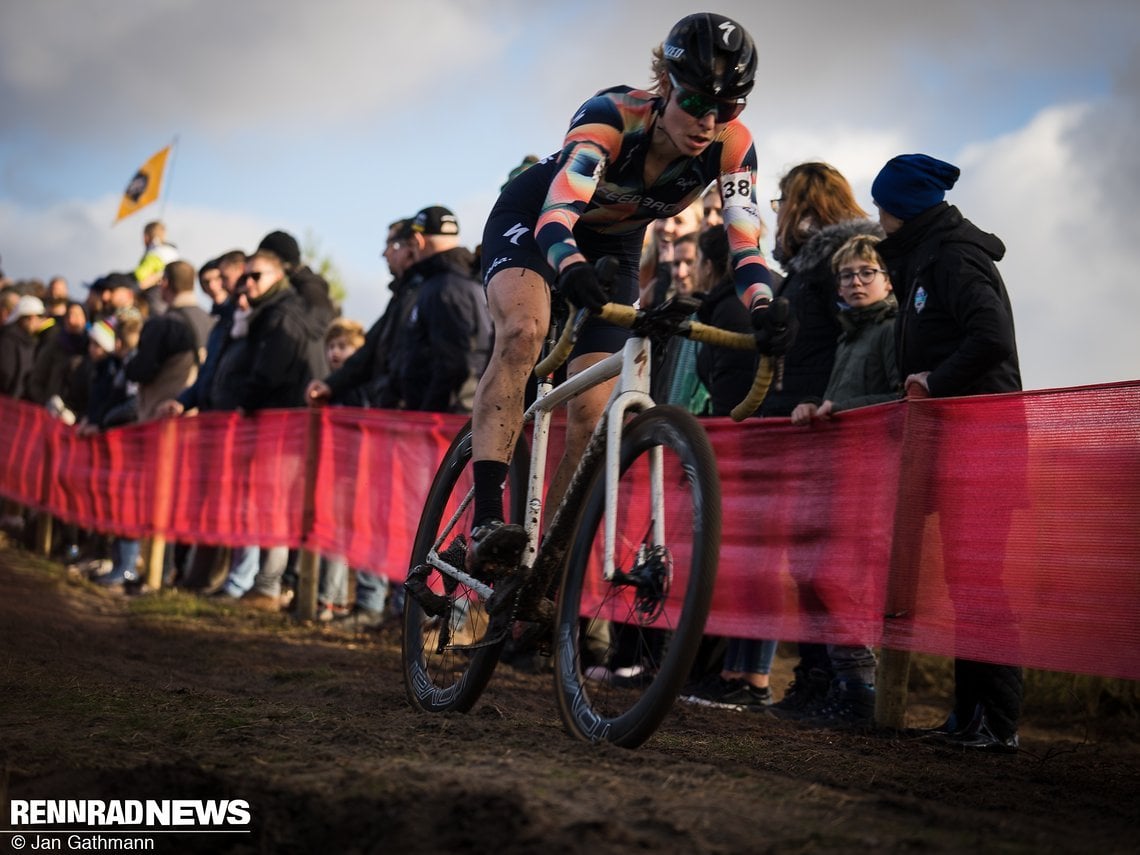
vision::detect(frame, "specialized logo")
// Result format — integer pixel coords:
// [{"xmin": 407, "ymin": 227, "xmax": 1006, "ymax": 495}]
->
[
  {"xmin": 664, "ymin": 44, "xmax": 685, "ymax": 59},
  {"xmin": 914, "ymin": 286, "xmax": 928, "ymax": 314},
  {"xmin": 719, "ymin": 21, "xmax": 736, "ymax": 45},
  {"xmin": 486, "ymin": 255, "xmax": 511, "ymax": 279},
  {"xmin": 504, "ymin": 223, "xmax": 530, "ymax": 246},
  {"xmin": 571, "ymin": 108, "xmax": 588, "ymax": 126}
]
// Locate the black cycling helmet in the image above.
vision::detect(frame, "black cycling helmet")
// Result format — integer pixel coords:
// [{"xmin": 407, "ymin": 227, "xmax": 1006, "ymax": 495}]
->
[{"xmin": 663, "ymin": 12, "xmax": 756, "ymax": 100}]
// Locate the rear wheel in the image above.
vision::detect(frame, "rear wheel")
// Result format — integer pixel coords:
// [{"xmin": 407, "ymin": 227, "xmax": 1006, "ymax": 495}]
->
[
  {"xmin": 402, "ymin": 421, "xmax": 527, "ymax": 713},
  {"xmin": 554, "ymin": 406, "xmax": 721, "ymax": 747}
]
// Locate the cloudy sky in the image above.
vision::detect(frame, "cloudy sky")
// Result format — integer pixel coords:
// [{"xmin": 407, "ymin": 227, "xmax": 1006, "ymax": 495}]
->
[{"xmin": 2, "ymin": 0, "xmax": 1137, "ymax": 391}]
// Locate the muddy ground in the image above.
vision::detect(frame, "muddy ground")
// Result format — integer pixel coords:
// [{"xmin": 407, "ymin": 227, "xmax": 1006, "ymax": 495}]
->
[{"xmin": 1, "ymin": 543, "xmax": 1137, "ymax": 854}]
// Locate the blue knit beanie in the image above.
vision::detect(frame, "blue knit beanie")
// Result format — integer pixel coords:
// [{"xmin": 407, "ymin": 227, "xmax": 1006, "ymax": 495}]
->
[{"xmin": 871, "ymin": 154, "xmax": 961, "ymax": 220}]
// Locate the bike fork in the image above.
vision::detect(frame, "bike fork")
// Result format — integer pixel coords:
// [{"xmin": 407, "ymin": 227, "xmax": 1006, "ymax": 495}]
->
[{"xmin": 603, "ymin": 336, "xmax": 658, "ymax": 581}]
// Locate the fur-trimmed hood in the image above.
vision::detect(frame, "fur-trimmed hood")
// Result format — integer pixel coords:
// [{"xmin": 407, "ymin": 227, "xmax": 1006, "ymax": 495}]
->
[{"xmin": 784, "ymin": 218, "xmax": 885, "ymax": 278}]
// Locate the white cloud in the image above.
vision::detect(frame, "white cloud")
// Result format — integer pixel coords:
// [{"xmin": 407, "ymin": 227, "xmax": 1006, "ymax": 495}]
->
[
  {"xmin": 955, "ymin": 99, "xmax": 1139, "ymax": 389},
  {"xmin": 0, "ymin": 196, "xmax": 273, "ymax": 292}
]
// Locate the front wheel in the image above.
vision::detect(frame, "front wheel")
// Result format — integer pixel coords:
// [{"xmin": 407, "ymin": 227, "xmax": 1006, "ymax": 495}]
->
[
  {"xmin": 402, "ymin": 421, "xmax": 527, "ymax": 713},
  {"xmin": 554, "ymin": 406, "xmax": 721, "ymax": 747}
]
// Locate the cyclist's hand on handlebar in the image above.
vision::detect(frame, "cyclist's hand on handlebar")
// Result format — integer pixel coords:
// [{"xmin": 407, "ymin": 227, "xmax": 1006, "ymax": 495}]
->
[
  {"xmin": 558, "ymin": 262, "xmax": 609, "ymax": 313},
  {"xmin": 751, "ymin": 295, "xmax": 797, "ymax": 356}
]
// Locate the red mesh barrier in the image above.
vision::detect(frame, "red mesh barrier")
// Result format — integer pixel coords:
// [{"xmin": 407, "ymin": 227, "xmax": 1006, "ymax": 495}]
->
[{"xmin": 1, "ymin": 382, "xmax": 1137, "ymax": 680}]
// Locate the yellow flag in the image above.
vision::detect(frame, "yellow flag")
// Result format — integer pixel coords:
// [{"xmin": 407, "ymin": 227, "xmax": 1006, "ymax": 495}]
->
[{"xmin": 115, "ymin": 145, "xmax": 171, "ymax": 222}]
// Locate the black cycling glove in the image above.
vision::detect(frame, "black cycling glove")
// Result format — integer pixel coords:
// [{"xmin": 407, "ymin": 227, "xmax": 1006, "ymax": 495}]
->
[
  {"xmin": 557, "ymin": 262, "xmax": 608, "ymax": 312},
  {"xmin": 751, "ymin": 296, "xmax": 797, "ymax": 357}
]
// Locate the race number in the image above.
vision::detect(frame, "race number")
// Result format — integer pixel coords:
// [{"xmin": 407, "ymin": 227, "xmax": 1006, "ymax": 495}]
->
[{"xmin": 720, "ymin": 170, "xmax": 754, "ymax": 208}]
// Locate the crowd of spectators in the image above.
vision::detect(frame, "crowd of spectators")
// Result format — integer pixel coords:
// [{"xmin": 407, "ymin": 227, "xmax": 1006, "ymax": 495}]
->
[
  {"xmin": 2, "ymin": 149, "xmax": 1022, "ymax": 750},
  {"xmin": 0, "ymin": 207, "xmax": 492, "ymax": 634}
]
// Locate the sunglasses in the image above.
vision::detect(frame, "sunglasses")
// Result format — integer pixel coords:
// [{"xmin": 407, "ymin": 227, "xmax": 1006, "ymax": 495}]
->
[
  {"xmin": 239, "ymin": 271, "xmax": 265, "ymax": 284},
  {"xmin": 669, "ymin": 74, "xmax": 746, "ymax": 123}
]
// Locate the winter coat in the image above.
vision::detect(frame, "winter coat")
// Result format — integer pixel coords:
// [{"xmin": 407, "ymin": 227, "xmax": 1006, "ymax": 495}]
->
[
  {"xmin": 234, "ymin": 284, "xmax": 327, "ymax": 412},
  {"xmin": 27, "ymin": 327, "xmax": 88, "ymax": 406},
  {"xmin": 325, "ymin": 274, "xmax": 419, "ymax": 408},
  {"xmin": 760, "ymin": 218, "xmax": 885, "ymax": 417},
  {"xmin": 807, "ymin": 296, "xmax": 900, "ymax": 412},
  {"xmin": 0, "ymin": 322, "xmax": 38, "ymax": 399},
  {"xmin": 125, "ymin": 300, "xmax": 201, "ymax": 421},
  {"xmin": 695, "ymin": 274, "xmax": 759, "ymax": 417},
  {"xmin": 877, "ymin": 203, "xmax": 1020, "ymax": 396},
  {"xmin": 397, "ymin": 248, "xmax": 491, "ymax": 413},
  {"xmin": 180, "ymin": 301, "xmax": 233, "ymax": 412}
]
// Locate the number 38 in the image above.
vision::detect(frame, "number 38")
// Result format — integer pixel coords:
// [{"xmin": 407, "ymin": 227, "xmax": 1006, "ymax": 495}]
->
[{"xmin": 721, "ymin": 176, "xmax": 752, "ymax": 200}]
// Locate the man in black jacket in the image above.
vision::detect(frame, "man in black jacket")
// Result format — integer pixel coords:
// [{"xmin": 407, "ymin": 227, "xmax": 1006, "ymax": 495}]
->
[
  {"xmin": 874, "ymin": 153, "xmax": 1023, "ymax": 754},
  {"xmin": 0, "ymin": 295, "xmax": 45, "ymax": 399},
  {"xmin": 395, "ymin": 205, "xmax": 491, "ymax": 413},
  {"xmin": 306, "ymin": 217, "xmax": 417, "ymax": 409}
]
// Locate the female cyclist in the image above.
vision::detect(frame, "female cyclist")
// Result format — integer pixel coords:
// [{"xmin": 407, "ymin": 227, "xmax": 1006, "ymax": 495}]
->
[{"xmin": 467, "ymin": 12, "xmax": 779, "ymax": 572}]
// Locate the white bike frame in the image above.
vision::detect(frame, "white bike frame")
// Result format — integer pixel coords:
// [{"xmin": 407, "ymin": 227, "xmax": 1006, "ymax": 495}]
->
[{"xmin": 425, "ymin": 331, "xmax": 664, "ymax": 597}]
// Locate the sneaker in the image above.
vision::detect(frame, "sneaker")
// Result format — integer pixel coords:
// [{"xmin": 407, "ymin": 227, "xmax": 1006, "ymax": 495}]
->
[
  {"xmin": 317, "ymin": 603, "xmax": 349, "ymax": 623},
  {"xmin": 465, "ymin": 520, "xmax": 527, "ymax": 578},
  {"xmin": 330, "ymin": 607, "xmax": 386, "ymax": 634},
  {"xmin": 583, "ymin": 662, "xmax": 656, "ymax": 689},
  {"xmin": 767, "ymin": 666, "xmax": 831, "ymax": 720},
  {"xmin": 802, "ymin": 681, "xmax": 876, "ymax": 729},
  {"xmin": 681, "ymin": 676, "xmax": 773, "ymax": 711},
  {"xmin": 238, "ymin": 591, "xmax": 286, "ymax": 612},
  {"xmin": 914, "ymin": 703, "xmax": 984, "ymax": 739},
  {"xmin": 947, "ymin": 716, "xmax": 1020, "ymax": 754}
]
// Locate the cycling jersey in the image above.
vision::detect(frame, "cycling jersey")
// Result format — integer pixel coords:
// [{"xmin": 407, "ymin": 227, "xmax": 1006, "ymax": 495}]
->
[{"xmin": 482, "ymin": 86, "xmax": 773, "ymax": 309}]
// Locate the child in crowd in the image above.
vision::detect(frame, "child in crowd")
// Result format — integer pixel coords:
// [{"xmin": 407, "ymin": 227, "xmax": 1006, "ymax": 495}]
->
[
  {"xmin": 317, "ymin": 319, "xmax": 390, "ymax": 631},
  {"xmin": 787, "ymin": 234, "xmax": 900, "ymax": 726}
]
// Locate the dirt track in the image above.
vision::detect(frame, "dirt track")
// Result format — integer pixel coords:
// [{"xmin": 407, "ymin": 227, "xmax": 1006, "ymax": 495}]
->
[{"xmin": 1, "ymin": 545, "xmax": 1137, "ymax": 854}]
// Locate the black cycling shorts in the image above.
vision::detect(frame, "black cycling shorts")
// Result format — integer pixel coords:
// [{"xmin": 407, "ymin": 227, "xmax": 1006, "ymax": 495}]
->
[{"xmin": 481, "ymin": 201, "xmax": 644, "ymax": 357}]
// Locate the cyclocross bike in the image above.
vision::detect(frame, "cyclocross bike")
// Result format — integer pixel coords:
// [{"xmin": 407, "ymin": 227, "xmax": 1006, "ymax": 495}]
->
[{"xmin": 401, "ymin": 269, "xmax": 773, "ymax": 748}]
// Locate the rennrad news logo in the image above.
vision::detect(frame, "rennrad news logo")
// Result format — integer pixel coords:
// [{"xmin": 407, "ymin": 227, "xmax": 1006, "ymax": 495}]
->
[{"xmin": 10, "ymin": 799, "xmax": 251, "ymax": 827}]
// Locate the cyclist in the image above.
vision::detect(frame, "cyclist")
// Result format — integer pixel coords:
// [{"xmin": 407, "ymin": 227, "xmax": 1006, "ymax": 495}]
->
[{"xmin": 467, "ymin": 12, "xmax": 780, "ymax": 573}]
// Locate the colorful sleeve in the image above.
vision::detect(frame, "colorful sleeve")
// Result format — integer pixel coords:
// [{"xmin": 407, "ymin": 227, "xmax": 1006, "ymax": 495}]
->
[
  {"xmin": 534, "ymin": 95, "xmax": 625, "ymax": 275},
  {"xmin": 716, "ymin": 127, "xmax": 773, "ymax": 308}
]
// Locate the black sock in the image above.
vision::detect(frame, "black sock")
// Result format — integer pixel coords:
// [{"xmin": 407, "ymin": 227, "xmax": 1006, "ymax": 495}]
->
[{"xmin": 472, "ymin": 460, "xmax": 510, "ymax": 528}]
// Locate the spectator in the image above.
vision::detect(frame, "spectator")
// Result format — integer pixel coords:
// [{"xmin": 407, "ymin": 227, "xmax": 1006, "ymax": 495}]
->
[
  {"xmin": 0, "ymin": 295, "xmax": 45, "ymax": 399},
  {"xmin": 257, "ymin": 230, "xmax": 337, "ymax": 336},
  {"xmin": 48, "ymin": 276, "xmax": 69, "ymax": 304},
  {"xmin": 197, "ymin": 260, "xmax": 226, "ymax": 312},
  {"xmin": 126, "ymin": 261, "xmax": 207, "ymax": 423},
  {"xmin": 649, "ymin": 232, "xmax": 705, "ymax": 407},
  {"xmin": 787, "ymin": 234, "xmax": 901, "ymax": 728},
  {"xmin": 0, "ymin": 285, "xmax": 20, "ymax": 326},
  {"xmin": 680, "ymin": 225, "xmax": 777, "ymax": 711},
  {"xmin": 693, "ymin": 226, "xmax": 765, "ymax": 418},
  {"xmin": 229, "ymin": 248, "xmax": 327, "ymax": 610},
  {"xmin": 28, "ymin": 301, "xmax": 88, "ymax": 409},
  {"xmin": 313, "ymin": 318, "xmax": 393, "ymax": 631},
  {"xmin": 638, "ymin": 198, "xmax": 704, "ymax": 308},
  {"xmin": 396, "ymin": 205, "xmax": 491, "ymax": 414},
  {"xmin": 154, "ymin": 248, "xmax": 268, "ymax": 598},
  {"xmin": 82, "ymin": 313, "xmax": 145, "ymax": 590},
  {"xmin": 874, "ymin": 153, "xmax": 1023, "ymax": 753},
  {"xmin": 134, "ymin": 221, "xmax": 179, "ymax": 314},
  {"xmin": 87, "ymin": 272, "xmax": 141, "ymax": 322},
  {"xmin": 761, "ymin": 162, "xmax": 885, "ymax": 721},
  {"xmin": 701, "ymin": 185, "xmax": 724, "ymax": 228},
  {"xmin": 307, "ymin": 218, "xmax": 417, "ymax": 409}
]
